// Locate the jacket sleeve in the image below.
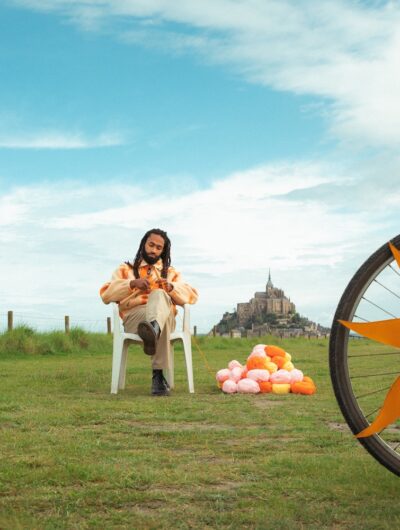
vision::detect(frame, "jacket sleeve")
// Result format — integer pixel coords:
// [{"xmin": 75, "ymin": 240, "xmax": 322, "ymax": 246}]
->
[
  {"xmin": 99, "ymin": 265, "xmax": 134, "ymax": 304},
  {"xmin": 167, "ymin": 268, "xmax": 198, "ymax": 306}
]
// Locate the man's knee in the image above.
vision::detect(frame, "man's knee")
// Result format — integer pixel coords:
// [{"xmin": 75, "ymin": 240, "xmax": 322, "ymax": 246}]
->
[{"xmin": 149, "ymin": 289, "xmax": 171, "ymax": 305}]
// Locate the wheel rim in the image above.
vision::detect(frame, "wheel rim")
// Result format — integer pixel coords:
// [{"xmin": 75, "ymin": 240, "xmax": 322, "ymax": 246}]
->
[{"xmin": 329, "ymin": 235, "xmax": 400, "ymax": 476}]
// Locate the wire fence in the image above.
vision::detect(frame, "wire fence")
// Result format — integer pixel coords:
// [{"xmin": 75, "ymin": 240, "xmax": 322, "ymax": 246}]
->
[
  {"xmin": 0, "ymin": 310, "xmax": 112, "ymax": 334},
  {"xmin": 0, "ymin": 310, "xmax": 199, "ymax": 336}
]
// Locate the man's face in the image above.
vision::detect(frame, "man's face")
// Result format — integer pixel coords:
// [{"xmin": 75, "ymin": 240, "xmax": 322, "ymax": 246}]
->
[{"xmin": 143, "ymin": 233, "xmax": 165, "ymax": 264}]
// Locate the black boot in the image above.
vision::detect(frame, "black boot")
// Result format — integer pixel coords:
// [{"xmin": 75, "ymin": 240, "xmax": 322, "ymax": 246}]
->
[
  {"xmin": 151, "ymin": 369, "xmax": 170, "ymax": 396},
  {"xmin": 138, "ymin": 320, "xmax": 161, "ymax": 356}
]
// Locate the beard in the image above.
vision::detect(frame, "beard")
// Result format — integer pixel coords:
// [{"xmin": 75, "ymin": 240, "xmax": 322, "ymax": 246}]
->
[{"xmin": 142, "ymin": 249, "xmax": 160, "ymax": 265}]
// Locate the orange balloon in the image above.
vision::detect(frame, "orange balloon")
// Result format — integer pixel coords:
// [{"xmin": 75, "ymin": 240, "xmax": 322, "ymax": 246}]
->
[
  {"xmin": 259, "ymin": 381, "xmax": 272, "ymax": 393},
  {"xmin": 291, "ymin": 381, "xmax": 316, "ymax": 395},
  {"xmin": 246, "ymin": 356, "xmax": 269, "ymax": 370},
  {"xmin": 265, "ymin": 345, "xmax": 287, "ymax": 358},
  {"xmin": 272, "ymin": 356, "xmax": 286, "ymax": 369}
]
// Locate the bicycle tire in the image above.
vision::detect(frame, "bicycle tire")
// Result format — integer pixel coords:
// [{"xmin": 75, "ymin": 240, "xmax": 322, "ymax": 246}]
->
[{"xmin": 329, "ymin": 234, "xmax": 400, "ymax": 477}]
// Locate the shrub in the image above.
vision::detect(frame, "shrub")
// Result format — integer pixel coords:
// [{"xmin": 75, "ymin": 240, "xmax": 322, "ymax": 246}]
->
[
  {"xmin": 0, "ymin": 325, "xmax": 37, "ymax": 355},
  {"xmin": 69, "ymin": 327, "xmax": 90, "ymax": 349}
]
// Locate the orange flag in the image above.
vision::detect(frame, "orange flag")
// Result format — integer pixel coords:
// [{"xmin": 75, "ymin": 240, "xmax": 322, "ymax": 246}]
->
[
  {"xmin": 356, "ymin": 376, "xmax": 400, "ymax": 438},
  {"xmin": 339, "ymin": 318, "xmax": 400, "ymax": 436},
  {"xmin": 338, "ymin": 241, "xmax": 400, "ymax": 437},
  {"xmin": 389, "ymin": 241, "xmax": 400, "ymax": 268},
  {"xmin": 339, "ymin": 318, "xmax": 400, "ymax": 349}
]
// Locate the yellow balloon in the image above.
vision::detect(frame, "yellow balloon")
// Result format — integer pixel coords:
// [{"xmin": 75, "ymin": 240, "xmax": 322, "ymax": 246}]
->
[
  {"xmin": 272, "ymin": 383, "xmax": 291, "ymax": 394},
  {"xmin": 265, "ymin": 361, "xmax": 278, "ymax": 373},
  {"xmin": 283, "ymin": 361, "xmax": 294, "ymax": 371}
]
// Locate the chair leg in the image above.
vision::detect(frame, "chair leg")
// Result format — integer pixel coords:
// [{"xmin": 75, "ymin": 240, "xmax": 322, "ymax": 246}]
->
[
  {"xmin": 166, "ymin": 345, "xmax": 174, "ymax": 390},
  {"xmin": 111, "ymin": 338, "xmax": 123, "ymax": 394},
  {"xmin": 118, "ymin": 341, "xmax": 129, "ymax": 389},
  {"xmin": 182, "ymin": 336, "xmax": 194, "ymax": 393}
]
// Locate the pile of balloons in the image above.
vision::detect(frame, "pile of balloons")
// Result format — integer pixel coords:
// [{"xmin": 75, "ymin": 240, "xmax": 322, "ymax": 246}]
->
[{"xmin": 216, "ymin": 344, "xmax": 316, "ymax": 395}]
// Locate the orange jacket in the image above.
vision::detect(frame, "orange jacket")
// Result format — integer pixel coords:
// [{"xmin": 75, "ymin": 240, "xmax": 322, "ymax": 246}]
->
[{"xmin": 100, "ymin": 259, "xmax": 198, "ymax": 319}]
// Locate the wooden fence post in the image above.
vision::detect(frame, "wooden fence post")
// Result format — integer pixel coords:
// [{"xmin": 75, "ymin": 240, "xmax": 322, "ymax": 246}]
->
[
  {"xmin": 213, "ymin": 326, "xmax": 216, "ymax": 337},
  {"xmin": 107, "ymin": 317, "xmax": 112, "ymax": 334},
  {"xmin": 7, "ymin": 310, "xmax": 13, "ymax": 332},
  {"xmin": 65, "ymin": 316, "xmax": 70, "ymax": 334},
  {"xmin": 193, "ymin": 325, "xmax": 197, "ymax": 337},
  {"xmin": 230, "ymin": 330, "xmax": 233, "ymax": 338}
]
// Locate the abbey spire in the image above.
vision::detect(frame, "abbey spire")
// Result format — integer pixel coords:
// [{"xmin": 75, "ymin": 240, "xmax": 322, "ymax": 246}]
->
[{"xmin": 266, "ymin": 268, "xmax": 273, "ymax": 290}]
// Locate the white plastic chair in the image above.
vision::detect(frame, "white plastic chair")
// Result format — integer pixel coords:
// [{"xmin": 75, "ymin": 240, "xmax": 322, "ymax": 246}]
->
[{"xmin": 111, "ymin": 303, "xmax": 194, "ymax": 394}]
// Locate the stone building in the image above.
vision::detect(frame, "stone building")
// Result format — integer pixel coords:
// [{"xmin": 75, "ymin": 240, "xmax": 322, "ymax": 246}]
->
[{"xmin": 237, "ymin": 271, "xmax": 295, "ymax": 326}]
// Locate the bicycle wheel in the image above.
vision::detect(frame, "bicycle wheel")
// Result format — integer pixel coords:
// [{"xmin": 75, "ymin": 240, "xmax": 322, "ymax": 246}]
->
[{"xmin": 329, "ymin": 234, "xmax": 400, "ymax": 476}]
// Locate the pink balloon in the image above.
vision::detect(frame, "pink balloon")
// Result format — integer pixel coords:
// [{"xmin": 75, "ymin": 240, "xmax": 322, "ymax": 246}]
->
[
  {"xmin": 251, "ymin": 345, "xmax": 267, "ymax": 354},
  {"xmin": 247, "ymin": 350, "xmax": 267, "ymax": 360},
  {"xmin": 230, "ymin": 366, "xmax": 243, "ymax": 383},
  {"xmin": 270, "ymin": 369, "xmax": 291, "ymax": 384},
  {"xmin": 290, "ymin": 368, "xmax": 304, "ymax": 383},
  {"xmin": 228, "ymin": 360, "xmax": 243, "ymax": 370},
  {"xmin": 222, "ymin": 379, "xmax": 238, "ymax": 393},
  {"xmin": 216, "ymin": 368, "xmax": 231, "ymax": 383},
  {"xmin": 247, "ymin": 369, "xmax": 270, "ymax": 382},
  {"xmin": 237, "ymin": 378, "xmax": 260, "ymax": 394}
]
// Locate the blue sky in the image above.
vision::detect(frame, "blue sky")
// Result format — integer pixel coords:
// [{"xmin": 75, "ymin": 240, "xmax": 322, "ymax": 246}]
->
[{"xmin": 1, "ymin": 0, "xmax": 400, "ymax": 333}]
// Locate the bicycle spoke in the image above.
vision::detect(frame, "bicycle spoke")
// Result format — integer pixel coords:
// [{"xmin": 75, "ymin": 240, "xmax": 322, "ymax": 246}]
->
[
  {"xmin": 389, "ymin": 263, "xmax": 400, "ymax": 277},
  {"xmin": 373, "ymin": 278, "xmax": 400, "ymax": 301},
  {"xmin": 355, "ymin": 385, "xmax": 391, "ymax": 400},
  {"xmin": 349, "ymin": 351, "xmax": 400, "ymax": 358},
  {"xmin": 361, "ymin": 296, "xmax": 398, "ymax": 318},
  {"xmin": 350, "ymin": 371, "xmax": 399, "ymax": 379},
  {"xmin": 353, "ymin": 314, "xmax": 369, "ymax": 322}
]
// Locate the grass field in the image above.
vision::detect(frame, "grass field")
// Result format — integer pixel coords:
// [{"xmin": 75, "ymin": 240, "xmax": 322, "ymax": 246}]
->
[{"xmin": 0, "ymin": 327, "xmax": 399, "ymax": 529}]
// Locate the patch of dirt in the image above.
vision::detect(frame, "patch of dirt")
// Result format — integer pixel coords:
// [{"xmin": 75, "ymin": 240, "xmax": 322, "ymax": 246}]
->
[
  {"xmin": 328, "ymin": 422, "xmax": 399, "ymax": 439},
  {"xmin": 253, "ymin": 399, "xmax": 285, "ymax": 410},
  {"xmin": 0, "ymin": 422, "xmax": 20, "ymax": 430},
  {"xmin": 385, "ymin": 426, "xmax": 400, "ymax": 434},
  {"xmin": 327, "ymin": 422, "xmax": 351, "ymax": 433},
  {"xmin": 207, "ymin": 480, "xmax": 246, "ymax": 491},
  {"xmin": 118, "ymin": 421, "xmax": 239, "ymax": 432}
]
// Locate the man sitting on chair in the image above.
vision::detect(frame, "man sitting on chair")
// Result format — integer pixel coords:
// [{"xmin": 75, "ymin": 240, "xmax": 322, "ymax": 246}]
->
[{"xmin": 100, "ymin": 228, "xmax": 198, "ymax": 396}]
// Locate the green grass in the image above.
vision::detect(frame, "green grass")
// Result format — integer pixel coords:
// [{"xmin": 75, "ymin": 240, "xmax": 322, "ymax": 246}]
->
[{"xmin": 0, "ymin": 329, "xmax": 399, "ymax": 529}]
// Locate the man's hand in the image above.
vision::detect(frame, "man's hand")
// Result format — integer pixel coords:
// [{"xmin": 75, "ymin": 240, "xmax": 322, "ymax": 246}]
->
[
  {"xmin": 156, "ymin": 279, "xmax": 174, "ymax": 293},
  {"xmin": 130, "ymin": 278, "xmax": 150, "ymax": 291}
]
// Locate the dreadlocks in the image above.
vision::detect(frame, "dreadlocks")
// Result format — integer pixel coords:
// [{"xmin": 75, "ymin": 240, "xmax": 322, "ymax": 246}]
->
[{"xmin": 126, "ymin": 228, "xmax": 171, "ymax": 279}]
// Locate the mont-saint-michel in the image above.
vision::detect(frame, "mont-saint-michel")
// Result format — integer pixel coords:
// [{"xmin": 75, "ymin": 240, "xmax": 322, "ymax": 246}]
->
[{"xmin": 213, "ymin": 271, "xmax": 329, "ymax": 338}]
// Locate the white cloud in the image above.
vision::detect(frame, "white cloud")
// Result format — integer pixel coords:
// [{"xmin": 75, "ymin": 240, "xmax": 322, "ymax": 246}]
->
[
  {"xmin": 1, "ymin": 161, "xmax": 398, "ymax": 332},
  {"xmin": 0, "ymin": 130, "xmax": 124, "ymax": 149},
  {"xmin": 0, "ymin": 195, "xmax": 27, "ymax": 226},
  {"xmin": 48, "ymin": 163, "xmax": 363, "ymax": 275},
  {"xmin": 9, "ymin": 0, "xmax": 400, "ymax": 147}
]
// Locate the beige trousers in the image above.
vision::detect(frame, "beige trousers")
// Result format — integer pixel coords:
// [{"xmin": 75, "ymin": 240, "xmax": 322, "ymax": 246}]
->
[{"xmin": 123, "ymin": 289, "xmax": 176, "ymax": 370}]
